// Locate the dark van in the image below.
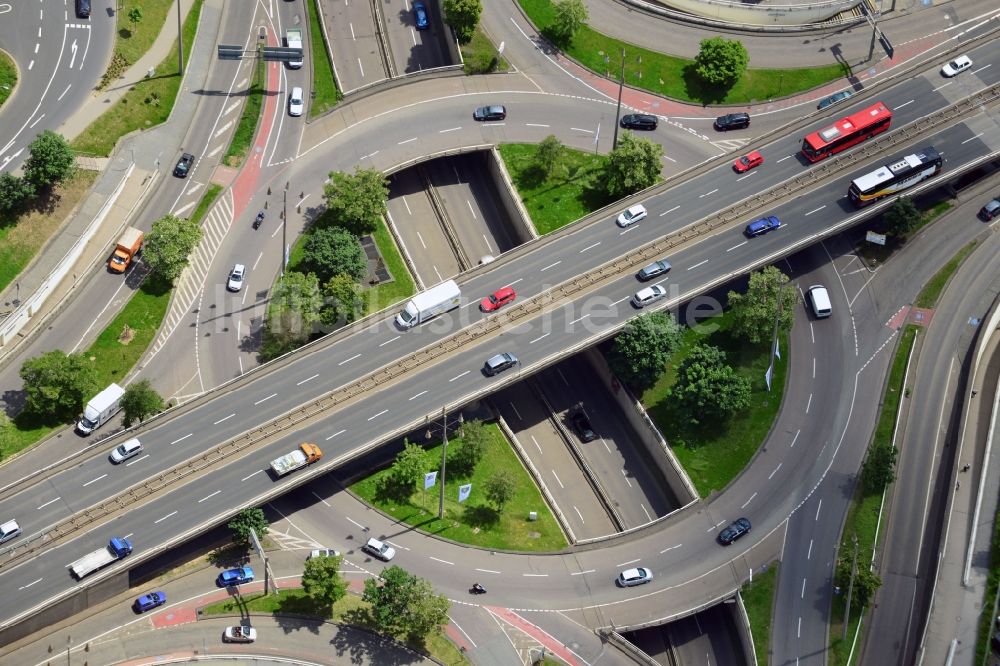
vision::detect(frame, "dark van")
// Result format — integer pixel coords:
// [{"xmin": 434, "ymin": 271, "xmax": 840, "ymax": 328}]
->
[{"xmin": 76, "ymin": 0, "xmax": 91, "ymax": 18}]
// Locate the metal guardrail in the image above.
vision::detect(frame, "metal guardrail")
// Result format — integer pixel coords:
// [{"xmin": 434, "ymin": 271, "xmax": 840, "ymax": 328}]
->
[{"xmin": 368, "ymin": 0, "xmax": 395, "ymax": 79}]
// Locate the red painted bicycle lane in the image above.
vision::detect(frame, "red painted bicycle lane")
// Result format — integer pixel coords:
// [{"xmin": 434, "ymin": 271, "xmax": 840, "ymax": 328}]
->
[{"xmin": 486, "ymin": 606, "xmax": 582, "ymax": 665}]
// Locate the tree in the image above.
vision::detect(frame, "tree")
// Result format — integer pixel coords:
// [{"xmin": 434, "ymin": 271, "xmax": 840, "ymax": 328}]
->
[
  {"xmin": 448, "ymin": 418, "xmax": 489, "ymax": 476},
  {"xmin": 363, "ymin": 565, "xmax": 451, "ymax": 643},
  {"xmin": 862, "ymin": 443, "xmax": 897, "ymax": 494},
  {"xmin": 883, "ymin": 196, "xmax": 921, "ymax": 236},
  {"xmin": 260, "ymin": 271, "xmax": 323, "ymax": 360},
  {"xmin": 607, "ymin": 312, "xmax": 683, "ymax": 390},
  {"xmin": 302, "ymin": 552, "xmax": 347, "ymax": 609},
  {"xmin": 727, "ymin": 265, "xmax": 797, "ymax": 345},
  {"xmin": 323, "ymin": 168, "xmax": 389, "ymax": 236},
  {"xmin": 604, "ymin": 131, "xmax": 662, "ymax": 199},
  {"xmin": 127, "ymin": 6, "xmax": 143, "ymax": 27},
  {"xmin": 671, "ymin": 344, "xmax": 752, "ymax": 424},
  {"xmin": 0, "ymin": 172, "xmax": 35, "ymax": 213},
  {"xmin": 835, "ymin": 553, "xmax": 882, "ymax": 610},
  {"xmin": 321, "ymin": 273, "xmax": 366, "ymax": 327},
  {"xmin": 379, "ymin": 439, "xmax": 427, "ymax": 500},
  {"xmin": 19, "ymin": 350, "xmax": 98, "ymax": 422},
  {"xmin": 550, "ymin": 0, "xmax": 588, "ymax": 45},
  {"xmin": 228, "ymin": 507, "xmax": 268, "ymax": 546},
  {"xmin": 302, "ymin": 226, "xmax": 367, "ymax": 284},
  {"xmin": 694, "ymin": 36, "xmax": 749, "ymax": 88},
  {"xmin": 119, "ymin": 379, "xmax": 165, "ymax": 427},
  {"xmin": 484, "ymin": 469, "xmax": 516, "ymax": 512},
  {"xmin": 534, "ymin": 135, "xmax": 565, "ymax": 180},
  {"xmin": 22, "ymin": 130, "xmax": 75, "ymax": 190},
  {"xmin": 442, "ymin": 0, "xmax": 482, "ymax": 44},
  {"xmin": 143, "ymin": 214, "xmax": 203, "ymax": 283}
]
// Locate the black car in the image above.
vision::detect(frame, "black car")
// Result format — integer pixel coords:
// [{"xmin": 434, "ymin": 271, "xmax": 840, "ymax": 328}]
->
[
  {"xmin": 173, "ymin": 153, "xmax": 195, "ymax": 178},
  {"xmin": 571, "ymin": 413, "xmax": 596, "ymax": 442},
  {"xmin": 636, "ymin": 259, "xmax": 671, "ymax": 281},
  {"xmin": 473, "ymin": 105, "xmax": 506, "ymax": 121},
  {"xmin": 620, "ymin": 114, "xmax": 658, "ymax": 130},
  {"xmin": 714, "ymin": 112, "xmax": 750, "ymax": 131},
  {"xmin": 717, "ymin": 517, "xmax": 751, "ymax": 545},
  {"xmin": 75, "ymin": 0, "xmax": 90, "ymax": 17}
]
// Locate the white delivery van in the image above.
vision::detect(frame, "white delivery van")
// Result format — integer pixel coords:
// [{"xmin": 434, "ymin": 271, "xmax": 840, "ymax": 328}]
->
[{"xmin": 807, "ymin": 285, "xmax": 832, "ymax": 318}]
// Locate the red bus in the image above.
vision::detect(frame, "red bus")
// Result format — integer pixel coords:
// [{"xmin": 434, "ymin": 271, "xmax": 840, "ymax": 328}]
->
[{"xmin": 801, "ymin": 102, "xmax": 892, "ymax": 163}]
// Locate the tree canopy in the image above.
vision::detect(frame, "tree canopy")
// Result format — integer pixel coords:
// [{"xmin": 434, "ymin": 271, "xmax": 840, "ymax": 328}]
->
[
  {"xmin": 302, "ymin": 552, "xmax": 347, "ymax": 609},
  {"xmin": 607, "ymin": 312, "xmax": 683, "ymax": 390},
  {"xmin": 363, "ymin": 565, "xmax": 451, "ymax": 644},
  {"xmin": 321, "ymin": 273, "xmax": 366, "ymax": 328},
  {"xmin": 301, "ymin": 226, "xmax": 367, "ymax": 284},
  {"xmin": 260, "ymin": 271, "xmax": 323, "ymax": 361},
  {"xmin": 228, "ymin": 507, "xmax": 269, "ymax": 546},
  {"xmin": 120, "ymin": 379, "xmax": 165, "ymax": 428},
  {"xmin": 485, "ymin": 469, "xmax": 516, "ymax": 512},
  {"xmin": 447, "ymin": 418, "xmax": 489, "ymax": 477},
  {"xmin": 727, "ymin": 266, "xmax": 797, "ymax": 345},
  {"xmin": 23, "ymin": 130, "xmax": 75, "ymax": 190},
  {"xmin": 550, "ymin": 0, "xmax": 588, "ymax": 45},
  {"xmin": 442, "ymin": 0, "xmax": 482, "ymax": 44},
  {"xmin": 19, "ymin": 350, "xmax": 98, "ymax": 422},
  {"xmin": 671, "ymin": 344, "xmax": 752, "ymax": 424},
  {"xmin": 0, "ymin": 172, "xmax": 35, "ymax": 213},
  {"xmin": 323, "ymin": 170, "xmax": 389, "ymax": 236},
  {"xmin": 862, "ymin": 442, "xmax": 897, "ymax": 494},
  {"xmin": 604, "ymin": 131, "xmax": 662, "ymax": 199},
  {"xmin": 882, "ymin": 196, "xmax": 921, "ymax": 236},
  {"xmin": 694, "ymin": 37, "xmax": 749, "ymax": 87},
  {"xmin": 143, "ymin": 214, "xmax": 203, "ymax": 283}
]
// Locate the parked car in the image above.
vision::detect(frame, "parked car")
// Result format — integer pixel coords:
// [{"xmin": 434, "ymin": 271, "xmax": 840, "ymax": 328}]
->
[
  {"xmin": 631, "ymin": 285, "xmax": 666, "ymax": 308},
  {"xmin": 173, "ymin": 153, "xmax": 195, "ymax": 178},
  {"xmin": 717, "ymin": 517, "xmax": 751, "ymax": 545},
  {"xmin": 308, "ymin": 548, "xmax": 340, "ymax": 559},
  {"xmin": 817, "ymin": 90, "xmax": 852, "ymax": 110},
  {"xmin": 978, "ymin": 198, "xmax": 1000, "ymax": 221},
  {"xmin": 619, "ymin": 113, "xmax": 658, "ymax": 130},
  {"xmin": 744, "ymin": 215, "xmax": 781, "ymax": 237},
  {"xmin": 941, "ymin": 54, "xmax": 972, "ymax": 77},
  {"xmin": 616, "ymin": 204, "xmax": 647, "ymax": 228},
  {"xmin": 133, "ymin": 591, "xmax": 167, "ymax": 613},
  {"xmin": 217, "ymin": 566, "xmax": 255, "ymax": 587},
  {"xmin": 483, "ymin": 352, "xmax": 518, "ymax": 377},
  {"xmin": 473, "ymin": 105, "xmax": 506, "ymax": 121},
  {"xmin": 733, "ymin": 150, "xmax": 764, "ymax": 173},
  {"xmin": 714, "ymin": 112, "xmax": 750, "ymax": 131},
  {"xmin": 617, "ymin": 567, "xmax": 653, "ymax": 587},
  {"xmin": 413, "ymin": 2, "xmax": 429, "ymax": 29},
  {"xmin": 109, "ymin": 438, "xmax": 143, "ymax": 464},
  {"xmin": 571, "ymin": 412, "xmax": 596, "ymax": 442},
  {"xmin": 227, "ymin": 264, "xmax": 246, "ymax": 292},
  {"xmin": 288, "ymin": 86, "xmax": 304, "ymax": 117},
  {"xmin": 480, "ymin": 286, "xmax": 516, "ymax": 312},
  {"xmin": 636, "ymin": 259, "xmax": 671, "ymax": 281},
  {"xmin": 223, "ymin": 625, "xmax": 257, "ymax": 643},
  {"xmin": 362, "ymin": 537, "xmax": 396, "ymax": 561}
]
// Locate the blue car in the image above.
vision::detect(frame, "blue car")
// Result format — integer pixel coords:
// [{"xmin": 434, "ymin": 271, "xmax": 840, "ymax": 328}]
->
[
  {"xmin": 744, "ymin": 216, "xmax": 781, "ymax": 237},
  {"xmin": 217, "ymin": 566, "xmax": 254, "ymax": 587},
  {"xmin": 413, "ymin": 2, "xmax": 429, "ymax": 30},
  {"xmin": 133, "ymin": 591, "xmax": 167, "ymax": 612}
]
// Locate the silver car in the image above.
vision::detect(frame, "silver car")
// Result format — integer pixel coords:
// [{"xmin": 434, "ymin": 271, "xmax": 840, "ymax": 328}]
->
[
  {"xmin": 617, "ymin": 567, "xmax": 653, "ymax": 587},
  {"xmin": 631, "ymin": 285, "xmax": 666, "ymax": 308}
]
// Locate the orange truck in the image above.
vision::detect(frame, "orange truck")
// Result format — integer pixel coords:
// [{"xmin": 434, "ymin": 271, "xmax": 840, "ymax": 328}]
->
[
  {"xmin": 270, "ymin": 442, "xmax": 323, "ymax": 477},
  {"xmin": 109, "ymin": 227, "xmax": 143, "ymax": 273}
]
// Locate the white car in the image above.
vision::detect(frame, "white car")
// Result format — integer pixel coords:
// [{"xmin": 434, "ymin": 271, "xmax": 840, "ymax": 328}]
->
[
  {"xmin": 288, "ymin": 86, "xmax": 304, "ymax": 117},
  {"xmin": 223, "ymin": 625, "xmax": 257, "ymax": 643},
  {"xmin": 941, "ymin": 55, "xmax": 972, "ymax": 77},
  {"xmin": 631, "ymin": 285, "xmax": 666, "ymax": 308},
  {"xmin": 362, "ymin": 537, "xmax": 396, "ymax": 561},
  {"xmin": 227, "ymin": 264, "xmax": 245, "ymax": 292},
  {"xmin": 308, "ymin": 548, "xmax": 340, "ymax": 559},
  {"xmin": 617, "ymin": 567, "xmax": 653, "ymax": 587},
  {"xmin": 109, "ymin": 438, "xmax": 143, "ymax": 464},
  {"xmin": 616, "ymin": 204, "xmax": 647, "ymax": 228}
]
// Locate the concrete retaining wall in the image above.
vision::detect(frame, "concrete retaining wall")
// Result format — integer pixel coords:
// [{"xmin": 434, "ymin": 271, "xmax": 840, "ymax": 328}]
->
[
  {"xmin": 487, "ymin": 147, "xmax": 537, "ymax": 244},
  {"xmin": 641, "ymin": 0, "xmax": 857, "ymax": 26}
]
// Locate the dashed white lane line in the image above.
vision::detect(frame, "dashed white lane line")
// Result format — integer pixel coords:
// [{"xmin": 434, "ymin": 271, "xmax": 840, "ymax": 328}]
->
[
  {"xmin": 242, "ymin": 470, "xmax": 264, "ymax": 482},
  {"xmin": 254, "ymin": 393, "xmax": 277, "ymax": 405},
  {"xmin": 198, "ymin": 490, "xmax": 222, "ymax": 503},
  {"xmin": 214, "ymin": 413, "xmax": 235, "ymax": 425},
  {"xmin": 409, "ymin": 390, "xmax": 428, "ymax": 400},
  {"xmin": 338, "ymin": 353, "xmax": 362, "ymax": 365},
  {"xmin": 476, "ymin": 568, "xmax": 501, "ymax": 574},
  {"xmin": 571, "ymin": 569, "xmax": 595, "ymax": 575},
  {"xmin": 297, "ymin": 374, "xmax": 319, "ymax": 385},
  {"xmin": 154, "ymin": 511, "xmax": 178, "ymax": 524},
  {"xmin": 83, "ymin": 474, "xmax": 107, "ymax": 487},
  {"xmin": 430, "ymin": 556, "xmax": 454, "ymax": 565},
  {"xmin": 170, "ymin": 433, "xmax": 193, "ymax": 445},
  {"xmin": 660, "ymin": 544, "xmax": 681, "ymax": 554},
  {"xmin": 367, "ymin": 409, "xmax": 388, "ymax": 421},
  {"xmin": 741, "ymin": 492, "xmax": 757, "ymax": 509},
  {"xmin": 450, "ymin": 370, "xmax": 470, "ymax": 382},
  {"xmin": 325, "ymin": 430, "xmax": 346, "ymax": 440},
  {"xmin": 37, "ymin": 497, "xmax": 60, "ymax": 510},
  {"xmin": 615, "ymin": 558, "xmax": 640, "ymax": 567}
]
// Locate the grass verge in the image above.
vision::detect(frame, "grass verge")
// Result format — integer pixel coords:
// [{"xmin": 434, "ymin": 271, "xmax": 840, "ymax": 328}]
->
[
  {"xmin": 640, "ymin": 311, "xmax": 789, "ymax": 497},
  {"xmin": 497, "ymin": 143, "xmax": 607, "ymax": 235},
  {"xmin": 976, "ymin": 513, "xmax": 1000, "ymax": 663},
  {"xmin": 461, "ymin": 26, "xmax": 511, "ymax": 74},
  {"xmin": 0, "ymin": 50, "xmax": 16, "ymax": 108},
  {"xmin": 828, "ymin": 324, "xmax": 918, "ymax": 665},
  {"xmin": 224, "ymin": 57, "xmax": 264, "ymax": 167},
  {"xmin": 742, "ymin": 563, "xmax": 778, "ymax": 665},
  {"xmin": 351, "ymin": 423, "xmax": 567, "ymax": 551},
  {"xmin": 857, "ymin": 199, "xmax": 953, "ymax": 267},
  {"xmin": 914, "ymin": 239, "xmax": 978, "ymax": 308},
  {"xmin": 307, "ymin": 0, "xmax": 341, "ymax": 118},
  {"xmin": 110, "ymin": 0, "xmax": 175, "ymax": 69},
  {"xmin": 202, "ymin": 588, "xmax": 468, "ymax": 665},
  {"xmin": 70, "ymin": 0, "xmax": 204, "ymax": 157},
  {"xmin": 367, "ymin": 215, "xmax": 416, "ymax": 311},
  {"xmin": 517, "ymin": 0, "xmax": 848, "ymax": 105}
]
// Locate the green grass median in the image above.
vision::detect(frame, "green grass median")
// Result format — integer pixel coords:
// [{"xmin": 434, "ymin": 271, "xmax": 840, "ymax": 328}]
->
[
  {"xmin": 308, "ymin": 0, "xmax": 341, "ymax": 117},
  {"xmin": 0, "ymin": 51, "xmax": 16, "ymax": 109}
]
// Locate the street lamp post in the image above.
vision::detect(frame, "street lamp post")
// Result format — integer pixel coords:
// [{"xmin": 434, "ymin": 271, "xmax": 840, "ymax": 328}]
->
[
  {"xmin": 438, "ymin": 407, "xmax": 448, "ymax": 519},
  {"xmin": 176, "ymin": 0, "xmax": 184, "ymax": 74},
  {"xmin": 611, "ymin": 47, "xmax": 626, "ymax": 151}
]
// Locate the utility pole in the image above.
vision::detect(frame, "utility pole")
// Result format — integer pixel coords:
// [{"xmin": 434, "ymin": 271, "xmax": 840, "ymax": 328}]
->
[
  {"xmin": 438, "ymin": 406, "xmax": 448, "ymax": 519},
  {"xmin": 611, "ymin": 48, "xmax": 626, "ymax": 151},
  {"xmin": 842, "ymin": 533, "xmax": 859, "ymax": 640},
  {"xmin": 282, "ymin": 182, "xmax": 289, "ymax": 275}
]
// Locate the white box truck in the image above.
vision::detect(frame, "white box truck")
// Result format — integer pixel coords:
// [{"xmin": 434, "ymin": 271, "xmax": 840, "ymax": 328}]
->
[
  {"xmin": 270, "ymin": 442, "xmax": 323, "ymax": 477},
  {"xmin": 395, "ymin": 280, "xmax": 461, "ymax": 329},
  {"xmin": 77, "ymin": 383, "xmax": 125, "ymax": 435},
  {"xmin": 285, "ymin": 28, "xmax": 303, "ymax": 69},
  {"xmin": 69, "ymin": 536, "xmax": 133, "ymax": 579}
]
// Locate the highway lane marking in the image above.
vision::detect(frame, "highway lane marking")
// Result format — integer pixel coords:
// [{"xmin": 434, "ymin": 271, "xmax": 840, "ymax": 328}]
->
[
  {"xmin": 439, "ymin": 126, "xmax": 461, "ymax": 133},
  {"xmin": 18, "ymin": 578, "xmax": 42, "ymax": 591},
  {"xmin": 58, "ymin": 84, "xmax": 71, "ymax": 101},
  {"xmin": 251, "ymin": 252, "xmax": 263, "ymax": 271},
  {"xmin": 254, "ymin": 393, "xmax": 278, "ymax": 405},
  {"xmin": 241, "ymin": 470, "xmax": 264, "ymax": 482},
  {"xmin": 569, "ymin": 313, "xmax": 591, "ymax": 325},
  {"xmin": 961, "ymin": 132, "xmax": 984, "ymax": 144},
  {"xmin": 736, "ymin": 172, "xmax": 757, "ymax": 182},
  {"xmin": 170, "ymin": 434, "xmax": 194, "ymax": 446},
  {"xmin": 360, "ymin": 150, "xmax": 380, "ymax": 160},
  {"xmin": 615, "ymin": 558, "xmax": 640, "ymax": 567},
  {"xmin": 641, "ymin": 504, "xmax": 652, "ymax": 521},
  {"xmin": 812, "ymin": 357, "xmax": 816, "ymax": 379},
  {"xmin": 467, "ymin": 200, "xmax": 478, "ymax": 219},
  {"xmin": 357, "ymin": 58, "xmax": 364, "ymax": 78},
  {"xmin": 224, "ymin": 100, "xmax": 240, "ymax": 115},
  {"xmin": 126, "ymin": 455, "xmax": 150, "ymax": 467},
  {"xmin": 483, "ymin": 122, "xmax": 506, "ymax": 127},
  {"xmin": 932, "ymin": 82, "xmax": 952, "ymax": 93},
  {"xmin": 571, "ymin": 127, "xmax": 594, "ymax": 134},
  {"xmin": 804, "ymin": 205, "xmax": 826, "ymax": 216},
  {"xmin": 612, "ymin": 296, "xmax": 630, "ymax": 306},
  {"xmin": 540, "ymin": 260, "xmax": 562, "ymax": 272},
  {"xmin": 686, "ymin": 259, "xmax": 708, "ymax": 270},
  {"xmin": 807, "ymin": 539, "xmax": 813, "ymax": 560},
  {"xmin": 522, "ymin": 573, "xmax": 548, "ymax": 577},
  {"xmin": 213, "ymin": 120, "xmax": 234, "ymax": 138},
  {"xmin": 482, "ymin": 233, "xmax": 493, "ymax": 251},
  {"xmin": 207, "ymin": 145, "xmax": 222, "ymax": 158},
  {"xmin": 310, "ymin": 491, "xmax": 331, "ymax": 507},
  {"xmin": 530, "ymin": 332, "xmax": 550, "ymax": 344},
  {"xmin": 29, "ymin": 115, "xmax": 44, "ymax": 129},
  {"xmin": 214, "ymin": 414, "xmax": 235, "ymax": 425},
  {"xmin": 662, "ymin": 154, "xmax": 677, "ymax": 164},
  {"xmin": 805, "ymin": 393, "xmax": 813, "ymax": 414},
  {"xmin": 154, "ymin": 511, "xmax": 178, "ymax": 524},
  {"xmin": 727, "ymin": 240, "xmax": 747, "ymax": 252},
  {"xmin": 768, "ymin": 463, "xmax": 782, "ymax": 480},
  {"xmin": 504, "ymin": 278, "xmax": 524, "ymax": 288},
  {"xmin": 409, "ymin": 390, "xmax": 428, "ymax": 400},
  {"xmin": 450, "ymin": 370, "xmax": 471, "ymax": 382},
  {"xmin": 346, "ymin": 517, "xmax": 365, "ymax": 530},
  {"xmin": 571, "ymin": 570, "xmax": 595, "ymax": 575},
  {"xmin": 476, "ymin": 568, "xmax": 501, "ymax": 574},
  {"xmin": 706, "ymin": 520, "xmax": 725, "ymax": 532},
  {"xmin": 659, "ymin": 544, "xmax": 681, "ymax": 554},
  {"xmin": 450, "ymin": 617, "xmax": 478, "ymax": 650},
  {"xmin": 776, "ymin": 155, "xmax": 794, "ymax": 163},
  {"xmin": 894, "ymin": 99, "xmax": 914, "ymax": 110},
  {"xmin": 380, "ymin": 336, "xmax": 400, "ymax": 347},
  {"xmin": 296, "ymin": 374, "xmax": 319, "ymax": 385},
  {"xmin": 551, "ymin": 470, "xmax": 564, "ymax": 488},
  {"xmin": 415, "ymin": 231, "xmax": 426, "ymax": 248},
  {"xmin": 82, "ymin": 474, "xmax": 107, "ymax": 487},
  {"xmin": 509, "ymin": 402, "xmax": 523, "ymax": 420},
  {"xmin": 620, "ymin": 470, "xmax": 632, "ymax": 488},
  {"xmin": 198, "ymin": 491, "xmax": 222, "ymax": 503},
  {"xmin": 601, "ymin": 438, "xmax": 611, "ymax": 454},
  {"xmin": 580, "ymin": 242, "xmax": 601, "ymax": 253},
  {"xmin": 619, "ymin": 227, "xmax": 636, "ymax": 235},
  {"xmin": 741, "ymin": 492, "xmax": 757, "ymax": 509},
  {"xmin": 659, "ymin": 205, "xmax": 680, "ymax": 217},
  {"xmin": 325, "ymin": 430, "xmax": 346, "ymax": 440},
  {"xmin": 367, "ymin": 409, "xmax": 388, "ymax": 421},
  {"xmin": 574, "ymin": 506, "xmax": 584, "ymax": 523},
  {"xmin": 814, "ymin": 499, "xmax": 822, "ymax": 521},
  {"xmin": 790, "ymin": 429, "xmax": 800, "ymax": 448},
  {"xmin": 698, "ymin": 189, "xmax": 718, "ymax": 198},
  {"xmin": 338, "ymin": 353, "xmax": 362, "ymax": 365},
  {"xmin": 525, "ymin": 123, "xmax": 550, "ymax": 128},
  {"xmin": 461, "ymin": 300, "xmax": 479, "ymax": 309},
  {"xmin": 797, "ymin": 617, "xmax": 802, "ymax": 638},
  {"xmin": 529, "ymin": 436, "xmax": 541, "ymax": 453},
  {"xmin": 430, "ymin": 556, "xmax": 454, "ymax": 565},
  {"xmin": 349, "ymin": 22, "xmax": 356, "ymax": 40},
  {"xmin": 387, "ymin": 540, "xmax": 408, "ymax": 551},
  {"xmin": 37, "ymin": 497, "xmax": 60, "ymax": 510},
  {"xmin": 801, "ymin": 578, "xmax": 807, "ymax": 598}
]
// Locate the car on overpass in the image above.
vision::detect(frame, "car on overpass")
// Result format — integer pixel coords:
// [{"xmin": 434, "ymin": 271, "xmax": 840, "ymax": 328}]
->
[
  {"xmin": 745, "ymin": 215, "xmax": 781, "ymax": 237},
  {"xmin": 616, "ymin": 204, "xmax": 647, "ymax": 228}
]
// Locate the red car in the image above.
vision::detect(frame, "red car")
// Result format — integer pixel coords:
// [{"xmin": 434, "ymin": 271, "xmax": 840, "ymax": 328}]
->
[
  {"xmin": 733, "ymin": 150, "xmax": 764, "ymax": 173},
  {"xmin": 480, "ymin": 286, "xmax": 516, "ymax": 312}
]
